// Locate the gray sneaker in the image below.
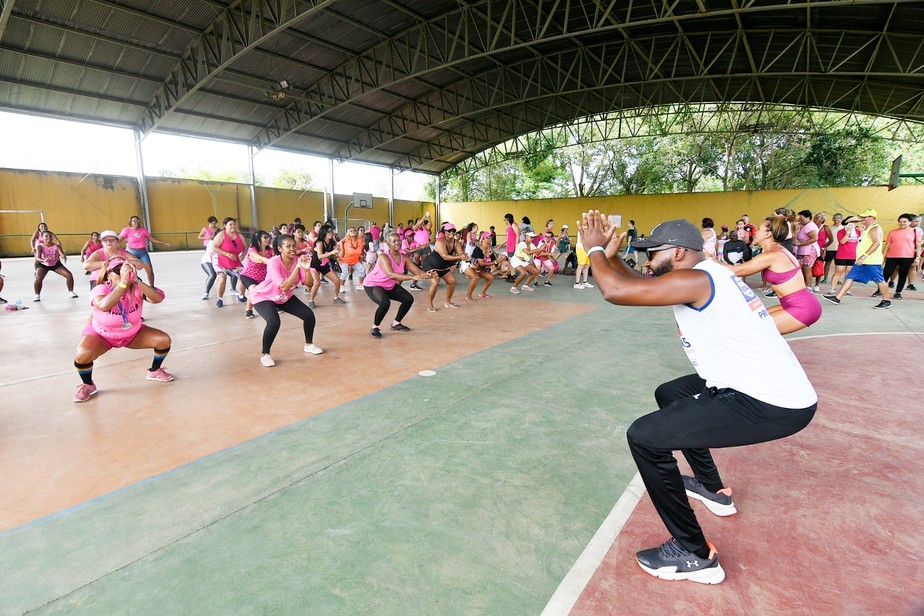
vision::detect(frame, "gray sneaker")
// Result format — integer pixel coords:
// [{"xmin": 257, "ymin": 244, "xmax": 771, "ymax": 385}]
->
[
  {"xmin": 873, "ymin": 300, "xmax": 892, "ymax": 309},
  {"xmin": 333, "ymin": 296, "xmax": 346, "ymax": 304},
  {"xmin": 307, "ymin": 300, "xmax": 316, "ymax": 309},
  {"xmin": 822, "ymin": 294, "xmax": 840, "ymax": 305},
  {"xmin": 683, "ymin": 475, "xmax": 737, "ymax": 517},
  {"xmin": 635, "ymin": 538, "xmax": 725, "ymax": 584}
]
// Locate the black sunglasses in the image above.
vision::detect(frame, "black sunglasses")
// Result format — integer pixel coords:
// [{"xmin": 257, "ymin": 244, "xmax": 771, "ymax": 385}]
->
[{"xmin": 645, "ymin": 245, "xmax": 677, "ymax": 260}]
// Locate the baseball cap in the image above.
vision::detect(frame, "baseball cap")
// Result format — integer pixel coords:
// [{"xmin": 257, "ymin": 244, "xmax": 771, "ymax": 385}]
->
[
  {"xmin": 843, "ymin": 215, "xmax": 861, "ymax": 224},
  {"xmin": 859, "ymin": 209, "xmax": 878, "ymax": 218},
  {"xmin": 441, "ymin": 222, "xmax": 456, "ymax": 232},
  {"xmin": 100, "ymin": 229, "xmax": 118, "ymax": 240},
  {"xmin": 561, "ymin": 224, "xmax": 569, "ymax": 229},
  {"xmin": 631, "ymin": 219, "xmax": 704, "ymax": 251},
  {"xmin": 525, "ymin": 231, "xmax": 536, "ymax": 237}
]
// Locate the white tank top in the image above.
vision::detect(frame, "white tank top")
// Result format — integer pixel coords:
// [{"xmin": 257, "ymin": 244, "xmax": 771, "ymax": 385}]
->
[{"xmin": 673, "ymin": 259, "xmax": 817, "ymax": 409}]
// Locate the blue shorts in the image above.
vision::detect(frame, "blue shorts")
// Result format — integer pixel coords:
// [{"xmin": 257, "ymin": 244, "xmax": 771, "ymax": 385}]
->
[
  {"xmin": 845, "ymin": 264, "xmax": 885, "ymax": 284},
  {"xmin": 126, "ymin": 247, "xmax": 151, "ymax": 265}
]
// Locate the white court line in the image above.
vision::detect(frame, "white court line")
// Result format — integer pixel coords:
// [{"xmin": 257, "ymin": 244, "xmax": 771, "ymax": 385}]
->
[{"xmin": 541, "ymin": 472, "xmax": 645, "ymax": 616}]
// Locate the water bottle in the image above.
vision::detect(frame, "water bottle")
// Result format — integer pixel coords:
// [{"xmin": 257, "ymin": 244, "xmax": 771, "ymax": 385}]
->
[{"xmin": 15, "ymin": 297, "xmax": 22, "ymax": 310}]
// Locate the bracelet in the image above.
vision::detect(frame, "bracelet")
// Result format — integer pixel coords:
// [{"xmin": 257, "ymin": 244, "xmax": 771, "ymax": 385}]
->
[
  {"xmin": 118, "ymin": 283, "xmax": 128, "ymax": 289},
  {"xmin": 586, "ymin": 246, "xmax": 606, "ymax": 256}
]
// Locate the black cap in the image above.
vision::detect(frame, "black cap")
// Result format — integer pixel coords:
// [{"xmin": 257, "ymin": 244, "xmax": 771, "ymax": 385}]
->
[{"xmin": 631, "ymin": 219, "xmax": 704, "ymax": 251}]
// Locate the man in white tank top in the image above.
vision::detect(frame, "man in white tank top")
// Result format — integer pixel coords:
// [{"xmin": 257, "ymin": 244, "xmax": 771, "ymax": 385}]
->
[{"xmin": 580, "ymin": 213, "xmax": 817, "ymax": 585}]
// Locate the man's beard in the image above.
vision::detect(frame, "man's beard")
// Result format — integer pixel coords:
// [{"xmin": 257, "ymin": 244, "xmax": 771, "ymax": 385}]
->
[{"xmin": 650, "ymin": 260, "xmax": 674, "ymax": 277}]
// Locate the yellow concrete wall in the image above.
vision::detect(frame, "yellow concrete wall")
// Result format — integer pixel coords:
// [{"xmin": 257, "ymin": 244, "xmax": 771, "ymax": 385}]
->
[
  {"xmin": 442, "ymin": 186, "xmax": 924, "ymax": 239},
  {"xmin": 0, "ymin": 169, "xmax": 140, "ymax": 255},
  {"xmin": 5, "ymin": 166, "xmax": 919, "ymax": 256}
]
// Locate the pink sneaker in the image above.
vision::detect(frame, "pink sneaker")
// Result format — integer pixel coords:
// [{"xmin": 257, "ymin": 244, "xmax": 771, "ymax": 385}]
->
[
  {"xmin": 146, "ymin": 368, "xmax": 175, "ymax": 382},
  {"xmin": 74, "ymin": 383, "xmax": 98, "ymax": 402}
]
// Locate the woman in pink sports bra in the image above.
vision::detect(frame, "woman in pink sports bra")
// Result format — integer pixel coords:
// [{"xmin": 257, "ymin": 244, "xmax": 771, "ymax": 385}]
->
[{"xmin": 715, "ymin": 215, "xmax": 821, "ymax": 334}]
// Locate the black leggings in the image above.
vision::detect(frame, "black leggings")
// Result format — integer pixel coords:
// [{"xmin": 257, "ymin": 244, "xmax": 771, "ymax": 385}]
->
[
  {"xmin": 364, "ymin": 284, "xmax": 413, "ymax": 326},
  {"xmin": 883, "ymin": 257, "xmax": 914, "ymax": 293},
  {"xmin": 253, "ymin": 296, "xmax": 316, "ymax": 354},
  {"xmin": 626, "ymin": 373, "xmax": 815, "ymax": 556},
  {"xmin": 201, "ymin": 262, "xmax": 217, "ymax": 294}
]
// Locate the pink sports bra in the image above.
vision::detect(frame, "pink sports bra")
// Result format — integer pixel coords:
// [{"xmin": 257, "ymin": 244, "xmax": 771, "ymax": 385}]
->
[{"xmin": 764, "ymin": 248, "xmax": 800, "ymax": 285}]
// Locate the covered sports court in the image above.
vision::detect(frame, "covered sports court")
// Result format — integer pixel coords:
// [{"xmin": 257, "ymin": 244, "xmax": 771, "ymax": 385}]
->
[
  {"xmin": 1, "ymin": 0, "xmax": 924, "ymax": 613},
  {"xmin": 0, "ymin": 253, "xmax": 922, "ymax": 613}
]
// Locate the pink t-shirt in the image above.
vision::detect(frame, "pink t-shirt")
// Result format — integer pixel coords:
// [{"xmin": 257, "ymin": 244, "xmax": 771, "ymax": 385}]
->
[
  {"xmin": 89, "ymin": 282, "xmax": 144, "ymax": 343},
  {"xmin": 120, "ymin": 226, "xmax": 151, "ymax": 250},
  {"xmin": 506, "ymin": 225, "xmax": 517, "ymax": 252},
  {"xmin": 414, "ymin": 226, "xmax": 430, "ymax": 247},
  {"xmin": 35, "ymin": 242, "xmax": 60, "ymax": 266},
  {"xmin": 796, "ymin": 221, "xmax": 819, "ymax": 258},
  {"xmin": 370, "ymin": 226, "xmax": 381, "ymax": 242},
  {"xmin": 836, "ymin": 227, "xmax": 859, "ymax": 260},
  {"xmin": 364, "ymin": 252, "xmax": 406, "ymax": 290},
  {"xmin": 885, "ymin": 227, "xmax": 916, "ymax": 258},
  {"xmin": 249, "ymin": 256, "xmax": 308, "ymax": 304}
]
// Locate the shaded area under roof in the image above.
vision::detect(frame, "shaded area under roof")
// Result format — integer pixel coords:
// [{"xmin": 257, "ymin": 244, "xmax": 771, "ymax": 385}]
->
[{"xmin": 1, "ymin": 0, "xmax": 922, "ymax": 175}]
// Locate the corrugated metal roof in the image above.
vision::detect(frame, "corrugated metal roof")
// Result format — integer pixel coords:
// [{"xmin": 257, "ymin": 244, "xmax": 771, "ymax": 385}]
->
[{"xmin": 0, "ymin": 0, "xmax": 922, "ymax": 175}]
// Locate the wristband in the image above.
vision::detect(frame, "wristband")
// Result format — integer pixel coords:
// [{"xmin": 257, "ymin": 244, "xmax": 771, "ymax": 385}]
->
[
  {"xmin": 586, "ymin": 246, "xmax": 605, "ymax": 256},
  {"xmin": 118, "ymin": 283, "xmax": 128, "ymax": 289}
]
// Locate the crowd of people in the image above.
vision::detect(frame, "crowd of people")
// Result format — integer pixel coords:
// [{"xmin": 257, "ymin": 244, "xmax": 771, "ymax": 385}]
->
[{"xmin": 4, "ymin": 206, "xmax": 920, "ymax": 404}]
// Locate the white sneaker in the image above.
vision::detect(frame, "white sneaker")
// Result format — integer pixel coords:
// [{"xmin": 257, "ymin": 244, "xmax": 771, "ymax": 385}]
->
[
  {"xmin": 812, "ymin": 286, "xmax": 820, "ymax": 292},
  {"xmin": 260, "ymin": 354, "xmax": 275, "ymax": 367},
  {"xmin": 69, "ymin": 291, "xmax": 78, "ymax": 298},
  {"xmin": 573, "ymin": 283, "xmax": 584, "ymax": 289},
  {"xmin": 510, "ymin": 286, "xmax": 520, "ymax": 294},
  {"xmin": 582, "ymin": 282, "xmax": 595, "ymax": 288},
  {"xmin": 33, "ymin": 294, "xmax": 41, "ymax": 302},
  {"xmin": 521, "ymin": 284, "xmax": 535, "ymax": 292},
  {"xmin": 304, "ymin": 343, "xmax": 324, "ymax": 355}
]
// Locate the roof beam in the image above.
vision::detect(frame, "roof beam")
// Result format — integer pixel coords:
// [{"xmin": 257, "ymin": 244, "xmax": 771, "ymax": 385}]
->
[
  {"xmin": 140, "ymin": 0, "xmax": 335, "ymax": 136},
  {"xmin": 0, "ymin": 0, "xmax": 16, "ymax": 43}
]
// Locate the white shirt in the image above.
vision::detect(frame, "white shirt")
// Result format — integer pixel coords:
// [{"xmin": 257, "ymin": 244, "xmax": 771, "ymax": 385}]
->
[{"xmin": 673, "ymin": 259, "xmax": 817, "ymax": 408}]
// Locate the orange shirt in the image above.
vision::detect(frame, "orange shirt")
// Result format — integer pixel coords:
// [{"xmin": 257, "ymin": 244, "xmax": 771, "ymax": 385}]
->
[{"xmin": 339, "ymin": 237, "xmax": 364, "ymax": 265}]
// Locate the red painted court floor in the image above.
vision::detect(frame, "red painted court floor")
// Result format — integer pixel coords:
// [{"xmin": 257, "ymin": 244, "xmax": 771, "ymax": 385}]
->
[{"xmin": 569, "ymin": 334, "xmax": 924, "ymax": 615}]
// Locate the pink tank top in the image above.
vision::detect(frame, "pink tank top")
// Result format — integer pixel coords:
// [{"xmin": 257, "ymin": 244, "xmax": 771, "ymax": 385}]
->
[
  {"xmin": 216, "ymin": 232, "xmax": 244, "ymax": 269},
  {"xmin": 364, "ymin": 252, "xmax": 405, "ymax": 290},
  {"xmin": 36, "ymin": 242, "xmax": 60, "ymax": 266}
]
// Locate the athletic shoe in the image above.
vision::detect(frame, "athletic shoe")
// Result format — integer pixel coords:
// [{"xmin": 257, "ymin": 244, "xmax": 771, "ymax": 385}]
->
[
  {"xmin": 892, "ymin": 293, "xmax": 902, "ymax": 300},
  {"xmin": 521, "ymin": 284, "xmax": 534, "ymax": 292},
  {"xmin": 0, "ymin": 297, "xmax": 6, "ymax": 304},
  {"xmin": 260, "ymin": 354, "xmax": 275, "ymax": 367},
  {"xmin": 303, "ymin": 287, "xmax": 310, "ymax": 294},
  {"xmin": 33, "ymin": 294, "xmax": 41, "ymax": 302},
  {"xmin": 320, "ymin": 278, "xmax": 329, "ymax": 284},
  {"xmin": 409, "ymin": 283, "xmax": 421, "ymax": 290},
  {"xmin": 582, "ymin": 282, "xmax": 594, "ymax": 288},
  {"xmin": 873, "ymin": 300, "xmax": 892, "ymax": 310},
  {"xmin": 683, "ymin": 475, "xmax": 737, "ymax": 517},
  {"xmin": 201, "ymin": 293, "xmax": 209, "ymax": 300},
  {"xmin": 370, "ymin": 327, "xmax": 382, "ymax": 339},
  {"xmin": 505, "ymin": 275, "xmax": 516, "ymax": 283},
  {"xmin": 573, "ymin": 283, "xmax": 584, "ymax": 289},
  {"xmin": 216, "ymin": 298, "xmax": 223, "ymax": 308},
  {"xmin": 69, "ymin": 291, "xmax": 79, "ymax": 298},
  {"xmin": 146, "ymin": 368, "xmax": 175, "ymax": 382},
  {"xmin": 237, "ymin": 294, "xmax": 247, "ymax": 303},
  {"xmin": 304, "ymin": 343, "xmax": 324, "ymax": 355},
  {"xmin": 333, "ymin": 297, "xmax": 346, "ymax": 304},
  {"xmin": 822, "ymin": 294, "xmax": 840, "ymax": 305},
  {"xmin": 244, "ymin": 309, "xmax": 255, "ymax": 318},
  {"xmin": 888, "ymin": 281, "xmax": 894, "ymax": 288},
  {"xmin": 532, "ymin": 282, "xmax": 539, "ymax": 287},
  {"xmin": 543, "ymin": 281, "xmax": 553, "ymax": 287},
  {"xmin": 510, "ymin": 286, "xmax": 520, "ymax": 294},
  {"xmin": 872, "ymin": 290, "xmax": 882, "ymax": 298},
  {"xmin": 812, "ymin": 286, "xmax": 820, "ymax": 293},
  {"xmin": 73, "ymin": 383, "xmax": 98, "ymax": 402},
  {"xmin": 390, "ymin": 323, "xmax": 411, "ymax": 332},
  {"xmin": 907, "ymin": 284, "xmax": 917, "ymax": 291},
  {"xmin": 307, "ymin": 301, "xmax": 316, "ymax": 308},
  {"xmin": 764, "ymin": 289, "xmax": 776, "ymax": 297},
  {"xmin": 636, "ymin": 538, "xmax": 724, "ymax": 584}
]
